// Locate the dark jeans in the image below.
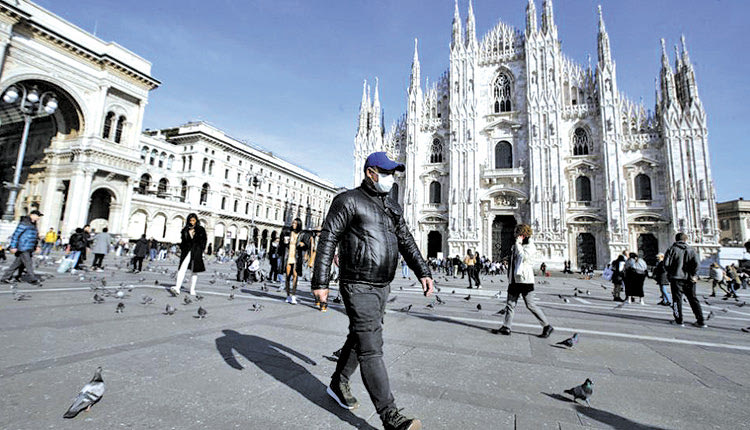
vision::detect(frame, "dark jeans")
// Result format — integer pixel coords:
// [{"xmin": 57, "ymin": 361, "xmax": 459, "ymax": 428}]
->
[
  {"xmin": 132, "ymin": 256, "xmax": 144, "ymax": 271},
  {"xmin": 467, "ymin": 266, "xmax": 481, "ymax": 287},
  {"xmin": 670, "ymin": 279, "xmax": 704, "ymax": 324},
  {"xmin": 333, "ymin": 282, "xmax": 395, "ymax": 415},
  {"xmin": 92, "ymin": 253, "xmax": 105, "ymax": 268},
  {"xmin": 2, "ymin": 251, "xmax": 37, "ymax": 282}
]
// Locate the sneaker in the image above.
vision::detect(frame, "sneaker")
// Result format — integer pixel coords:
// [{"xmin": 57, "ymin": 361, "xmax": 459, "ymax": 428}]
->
[
  {"xmin": 285, "ymin": 296, "xmax": 292, "ymax": 304},
  {"xmin": 492, "ymin": 326, "xmax": 511, "ymax": 336},
  {"xmin": 315, "ymin": 300, "xmax": 321, "ymax": 309},
  {"xmin": 290, "ymin": 295, "xmax": 298, "ymax": 305},
  {"xmin": 381, "ymin": 408, "xmax": 422, "ymax": 430},
  {"xmin": 540, "ymin": 325, "xmax": 554, "ymax": 338},
  {"xmin": 320, "ymin": 302, "xmax": 328, "ymax": 312},
  {"xmin": 0, "ymin": 279, "xmax": 12, "ymax": 284},
  {"xmin": 476, "ymin": 285, "xmax": 482, "ymax": 289},
  {"xmin": 692, "ymin": 322, "xmax": 708, "ymax": 329},
  {"xmin": 326, "ymin": 379, "xmax": 359, "ymax": 410},
  {"xmin": 670, "ymin": 320, "xmax": 685, "ymax": 327}
]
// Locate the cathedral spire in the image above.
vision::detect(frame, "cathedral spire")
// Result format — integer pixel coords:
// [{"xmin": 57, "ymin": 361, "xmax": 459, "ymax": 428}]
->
[
  {"xmin": 452, "ymin": 0, "xmax": 463, "ymax": 49},
  {"xmin": 597, "ymin": 5, "xmax": 612, "ymax": 65},
  {"xmin": 526, "ymin": 0, "xmax": 537, "ymax": 34},
  {"xmin": 674, "ymin": 44, "xmax": 683, "ymax": 70},
  {"xmin": 680, "ymin": 34, "xmax": 691, "ymax": 66},
  {"xmin": 541, "ymin": 0, "xmax": 557, "ymax": 37},
  {"xmin": 659, "ymin": 38, "xmax": 678, "ymax": 108},
  {"xmin": 409, "ymin": 38, "xmax": 421, "ymax": 94},
  {"xmin": 371, "ymin": 77, "xmax": 382, "ymax": 135},
  {"xmin": 465, "ymin": 0, "xmax": 477, "ymax": 48},
  {"xmin": 357, "ymin": 79, "xmax": 369, "ymax": 135},
  {"xmin": 373, "ymin": 77, "xmax": 380, "ymax": 109}
]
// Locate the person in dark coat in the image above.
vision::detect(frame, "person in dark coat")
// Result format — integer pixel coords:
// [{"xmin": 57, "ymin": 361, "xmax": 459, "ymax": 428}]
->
[
  {"xmin": 170, "ymin": 213, "xmax": 207, "ymax": 296},
  {"xmin": 0, "ymin": 210, "xmax": 42, "ymax": 284},
  {"xmin": 652, "ymin": 253, "xmax": 672, "ymax": 306},
  {"xmin": 664, "ymin": 233, "xmax": 705, "ymax": 327},
  {"xmin": 132, "ymin": 234, "xmax": 149, "ymax": 273},
  {"xmin": 277, "ymin": 218, "xmax": 309, "ymax": 304},
  {"xmin": 69, "ymin": 227, "xmax": 89, "ymax": 270},
  {"xmin": 624, "ymin": 252, "xmax": 648, "ymax": 304}
]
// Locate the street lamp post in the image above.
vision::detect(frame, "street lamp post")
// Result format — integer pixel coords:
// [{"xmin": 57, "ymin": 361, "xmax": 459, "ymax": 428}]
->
[
  {"xmin": 247, "ymin": 173, "xmax": 264, "ymax": 248},
  {"xmin": 1, "ymin": 84, "xmax": 58, "ymax": 220}
]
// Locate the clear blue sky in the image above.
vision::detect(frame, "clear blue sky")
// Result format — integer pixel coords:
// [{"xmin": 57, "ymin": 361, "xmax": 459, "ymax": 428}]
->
[{"xmin": 40, "ymin": 0, "xmax": 747, "ymax": 199}]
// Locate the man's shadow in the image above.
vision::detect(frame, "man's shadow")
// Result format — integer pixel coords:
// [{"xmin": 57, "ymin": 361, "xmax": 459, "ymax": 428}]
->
[{"xmin": 215, "ymin": 330, "xmax": 376, "ymax": 429}]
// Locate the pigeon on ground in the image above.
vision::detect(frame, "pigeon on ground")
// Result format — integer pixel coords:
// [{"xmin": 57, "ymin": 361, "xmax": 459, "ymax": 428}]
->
[
  {"xmin": 601, "ymin": 284, "xmax": 608, "ymax": 289},
  {"xmin": 706, "ymin": 311, "xmax": 715, "ymax": 321},
  {"xmin": 100, "ymin": 279, "xmax": 107, "ymax": 287},
  {"xmin": 410, "ymin": 282, "xmax": 417, "ymax": 287},
  {"xmin": 141, "ymin": 296, "xmax": 154, "ymax": 305},
  {"xmin": 231, "ymin": 285, "xmax": 238, "ymax": 290},
  {"xmin": 586, "ymin": 290, "xmax": 590, "ymax": 295},
  {"xmin": 476, "ymin": 304, "xmax": 482, "ymax": 311},
  {"xmin": 495, "ymin": 308, "xmax": 506, "ymax": 315},
  {"xmin": 563, "ymin": 298, "xmax": 570, "ymax": 303},
  {"xmin": 464, "ymin": 295, "xmax": 471, "ymax": 301},
  {"xmin": 115, "ymin": 302, "xmax": 124, "ymax": 313},
  {"xmin": 556, "ymin": 333, "xmax": 579, "ymax": 348},
  {"xmin": 451, "ymin": 290, "xmax": 455, "ymax": 294},
  {"xmin": 564, "ymin": 378, "xmax": 593, "ymax": 407},
  {"xmin": 165, "ymin": 304, "xmax": 176, "ymax": 315},
  {"xmin": 183, "ymin": 296, "xmax": 193, "ymax": 305},
  {"xmin": 154, "ymin": 280, "xmax": 160, "ymax": 285},
  {"xmin": 13, "ymin": 291, "xmax": 31, "ymax": 301},
  {"xmin": 63, "ymin": 367, "xmax": 105, "ymax": 419},
  {"xmin": 228, "ymin": 293, "xmax": 235, "ymax": 300},
  {"xmin": 435, "ymin": 295, "xmax": 445, "ymax": 305},
  {"xmin": 399, "ymin": 286, "xmax": 403, "ymax": 290},
  {"xmin": 208, "ymin": 279, "xmax": 216, "ymax": 285},
  {"xmin": 425, "ymin": 303, "xmax": 434, "ymax": 309},
  {"xmin": 93, "ymin": 294, "xmax": 105, "ymax": 304},
  {"xmin": 739, "ymin": 302, "xmax": 746, "ymax": 308},
  {"xmin": 250, "ymin": 303, "xmax": 264, "ymax": 312},
  {"xmin": 197, "ymin": 306, "xmax": 207, "ymax": 319},
  {"xmin": 387, "ymin": 296, "xmax": 397, "ymax": 303},
  {"xmin": 195, "ymin": 294, "xmax": 204, "ymax": 301},
  {"xmin": 332, "ymin": 347, "xmax": 342, "ymax": 358},
  {"xmin": 721, "ymin": 307, "xmax": 729, "ymax": 313},
  {"xmin": 704, "ymin": 299, "xmax": 711, "ymax": 306},
  {"xmin": 332, "ymin": 295, "xmax": 342, "ymax": 304},
  {"xmin": 399, "ymin": 304, "xmax": 413, "ymax": 313}
]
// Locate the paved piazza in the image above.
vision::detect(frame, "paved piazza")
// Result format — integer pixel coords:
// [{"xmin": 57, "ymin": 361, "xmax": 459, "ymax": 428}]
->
[{"xmin": 2, "ymin": 253, "xmax": 749, "ymax": 429}]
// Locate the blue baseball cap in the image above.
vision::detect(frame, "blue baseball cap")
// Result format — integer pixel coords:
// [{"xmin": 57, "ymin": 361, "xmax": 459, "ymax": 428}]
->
[{"xmin": 364, "ymin": 152, "xmax": 405, "ymax": 173}]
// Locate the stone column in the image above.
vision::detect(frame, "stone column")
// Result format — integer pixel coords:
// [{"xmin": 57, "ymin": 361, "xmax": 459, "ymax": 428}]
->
[
  {"xmin": 119, "ymin": 178, "xmax": 135, "ymax": 238},
  {"xmin": 39, "ymin": 177, "xmax": 64, "ymax": 232}
]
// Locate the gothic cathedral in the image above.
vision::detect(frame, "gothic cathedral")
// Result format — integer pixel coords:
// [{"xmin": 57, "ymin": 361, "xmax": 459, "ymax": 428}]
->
[{"xmin": 353, "ymin": 1, "xmax": 719, "ymax": 269}]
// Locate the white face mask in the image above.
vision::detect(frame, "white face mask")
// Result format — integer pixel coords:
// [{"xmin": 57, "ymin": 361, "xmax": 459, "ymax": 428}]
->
[{"xmin": 374, "ymin": 173, "xmax": 395, "ymax": 193}]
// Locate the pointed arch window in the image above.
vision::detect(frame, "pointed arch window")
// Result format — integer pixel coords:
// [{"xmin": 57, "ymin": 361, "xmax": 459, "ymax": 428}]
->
[
  {"xmin": 635, "ymin": 174, "xmax": 652, "ymax": 200},
  {"xmin": 138, "ymin": 174, "xmax": 151, "ymax": 194},
  {"xmin": 102, "ymin": 112, "xmax": 115, "ymax": 139},
  {"xmin": 429, "ymin": 138, "xmax": 443, "ymax": 163},
  {"xmin": 573, "ymin": 128, "xmax": 590, "ymax": 156},
  {"xmin": 492, "ymin": 73, "xmax": 512, "ymax": 113},
  {"xmin": 495, "ymin": 141, "xmax": 512, "ymax": 169},
  {"xmin": 576, "ymin": 176, "xmax": 592, "ymax": 202},
  {"xmin": 114, "ymin": 115, "xmax": 126, "ymax": 143},
  {"xmin": 429, "ymin": 181, "xmax": 441, "ymax": 204}
]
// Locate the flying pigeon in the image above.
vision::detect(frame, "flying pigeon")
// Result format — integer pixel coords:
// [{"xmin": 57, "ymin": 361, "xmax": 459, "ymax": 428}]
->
[
  {"xmin": 93, "ymin": 294, "xmax": 105, "ymax": 304},
  {"xmin": 399, "ymin": 304, "xmax": 413, "ymax": 313},
  {"xmin": 115, "ymin": 302, "xmax": 124, "ymax": 313},
  {"xmin": 63, "ymin": 367, "xmax": 105, "ymax": 419},
  {"xmin": 435, "ymin": 295, "xmax": 445, "ymax": 305},
  {"xmin": 476, "ymin": 304, "xmax": 482, "ymax": 311},
  {"xmin": 197, "ymin": 306, "xmax": 207, "ymax": 319},
  {"xmin": 387, "ymin": 296, "xmax": 397, "ymax": 303},
  {"xmin": 556, "ymin": 333, "xmax": 579, "ymax": 348},
  {"xmin": 165, "ymin": 304, "xmax": 176, "ymax": 315},
  {"xmin": 183, "ymin": 296, "xmax": 193, "ymax": 305},
  {"xmin": 464, "ymin": 295, "xmax": 471, "ymax": 301},
  {"xmin": 564, "ymin": 378, "xmax": 593, "ymax": 407}
]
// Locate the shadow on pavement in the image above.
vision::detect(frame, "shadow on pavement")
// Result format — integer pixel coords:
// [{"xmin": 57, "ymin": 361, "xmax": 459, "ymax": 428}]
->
[
  {"xmin": 574, "ymin": 404, "xmax": 668, "ymax": 430},
  {"xmin": 215, "ymin": 329, "xmax": 377, "ymax": 429}
]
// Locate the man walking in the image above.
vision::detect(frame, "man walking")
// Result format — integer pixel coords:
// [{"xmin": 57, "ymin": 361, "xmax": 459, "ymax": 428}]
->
[
  {"xmin": 91, "ymin": 227, "xmax": 112, "ymax": 271},
  {"xmin": 312, "ymin": 152, "xmax": 432, "ymax": 430},
  {"xmin": 1, "ymin": 210, "xmax": 42, "ymax": 284},
  {"xmin": 664, "ymin": 233, "xmax": 706, "ymax": 328}
]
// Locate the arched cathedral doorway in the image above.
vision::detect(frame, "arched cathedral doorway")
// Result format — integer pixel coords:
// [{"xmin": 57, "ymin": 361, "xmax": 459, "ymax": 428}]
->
[
  {"xmin": 577, "ymin": 233, "xmax": 597, "ymax": 268},
  {"xmin": 427, "ymin": 231, "xmax": 442, "ymax": 258},
  {"xmin": 637, "ymin": 234, "xmax": 659, "ymax": 267},
  {"xmin": 87, "ymin": 188, "xmax": 113, "ymax": 231},
  {"xmin": 492, "ymin": 215, "xmax": 516, "ymax": 262}
]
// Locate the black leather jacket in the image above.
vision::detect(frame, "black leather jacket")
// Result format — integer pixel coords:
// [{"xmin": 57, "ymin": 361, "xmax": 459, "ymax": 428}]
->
[{"xmin": 312, "ymin": 180, "xmax": 431, "ymax": 289}]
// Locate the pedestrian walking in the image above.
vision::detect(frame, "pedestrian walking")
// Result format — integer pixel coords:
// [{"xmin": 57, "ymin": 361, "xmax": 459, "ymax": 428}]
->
[
  {"xmin": 726, "ymin": 264, "xmax": 741, "ymax": 299},
  {"xmin": 312, "ymin": 151, "xmax": 432, "ymax": 430},
  {"xmin": 132, "ymin": 235, "xmax": 148, "ymax": 272},
  {"xmin": 0, "ymin": 210, "xmax": 42, "ymax": 284},
  {"xmin": 268, "ymin": 237, "xmax": 280, "ymax": 283},
  {"xmin": 148, "ymin": 238, "xmax": 158, "ymax": 261},
  {"xmin": 664, "ymin": 233, "xmax": 706, "ymax": 328},
  {"xmin": 206, "ymin": 243, "xmax": 213, "ymax": 256},
  {"xmin": 68, "ymin": 227, "xmax": 89, "ymax": 270},
  {"xmin": 610, "ymin": 254, "xmax": 626, "ymax": 302},
  {"xmin": 401, "ymin": 257, "xmax": 409, "ymax": 279},
  {"xmin": 492, "ymin": 223, "xmax": 554, "ymax": 338},
  {"xmin": 464, "ymin": 249, "xmax": 481, "ymax": 288},
  {"xmin": 42, "ymin": 227, "xmax": 56, "ymax": 257},
  {"xmin": 91, "ymin": 227, "xmax": 112, "ymax": 271},
  {"xmin": 708, "ymin": 263, "xmax": 729, "ymax": 297},
  {"xmin": 170, "ymin": 213, "xmax": 207, "ymax": 296},
  {"xmin": 278, "ymin": 218, "xmax": 307, "ymax": 305},
  {"xmin": 624, "ymin": 252, "xmax": 647, "ymax": 305},
  {"xmin": 652, "ymin": 253, "xmax": 672, "ymax": 306}
]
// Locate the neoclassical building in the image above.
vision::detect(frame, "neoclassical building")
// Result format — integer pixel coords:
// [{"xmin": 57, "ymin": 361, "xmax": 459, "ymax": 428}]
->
[
  {"xmin": 354, "ymin": 0, "xmax": 719, "ymax": 268},
  {"xmin": 0, "ymin": 0, "xmax": 337, "ymax": 250}
]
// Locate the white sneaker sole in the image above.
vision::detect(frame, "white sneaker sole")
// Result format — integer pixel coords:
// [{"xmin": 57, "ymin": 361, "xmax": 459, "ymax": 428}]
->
[{"xmin": 326, "ymin": 386, "xmax": 357, "ymax": 410}]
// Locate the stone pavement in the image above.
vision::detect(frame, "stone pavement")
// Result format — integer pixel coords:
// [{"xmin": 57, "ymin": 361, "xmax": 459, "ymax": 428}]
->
[{"xmin": 2, "ymin": 253, "xmax": 749, "ymax": 429}]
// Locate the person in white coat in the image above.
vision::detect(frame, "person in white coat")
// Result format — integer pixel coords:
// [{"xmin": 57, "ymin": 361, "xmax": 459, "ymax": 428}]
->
[{"xmin": 493, "ymin": 224, "xmax": 554, "ymax": 338}]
